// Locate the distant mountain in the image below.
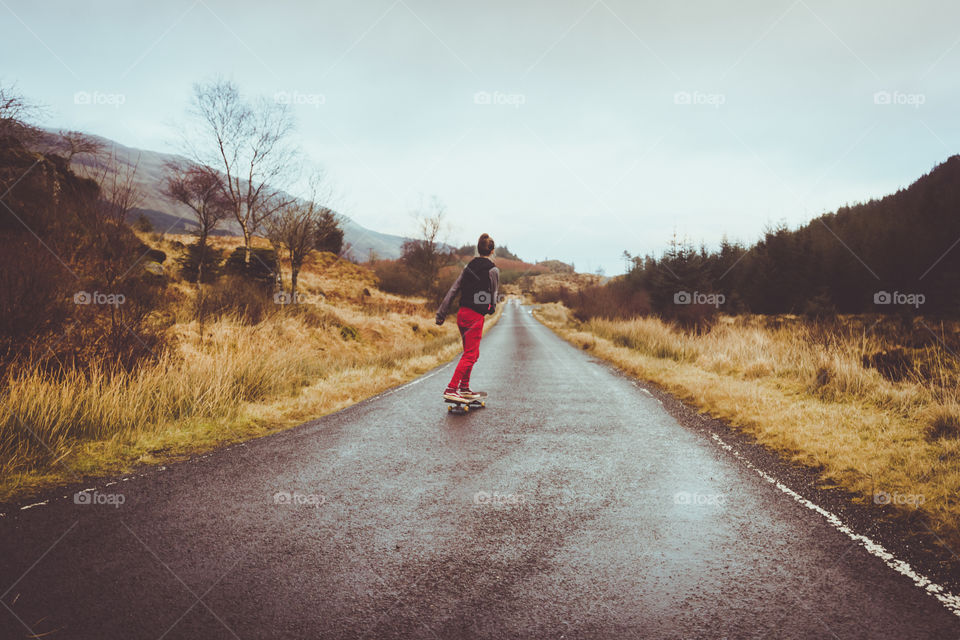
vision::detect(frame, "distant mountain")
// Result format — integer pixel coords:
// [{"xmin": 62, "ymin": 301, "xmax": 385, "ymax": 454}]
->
[{"xmin": 38, "ymin": 129, "xmax": 410, "ymax": 260}]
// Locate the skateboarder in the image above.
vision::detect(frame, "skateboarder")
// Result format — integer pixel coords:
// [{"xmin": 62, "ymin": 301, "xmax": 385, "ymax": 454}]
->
[{"xmin": 436, "ymin": 233, "xmax": 500, "ymax": 403}]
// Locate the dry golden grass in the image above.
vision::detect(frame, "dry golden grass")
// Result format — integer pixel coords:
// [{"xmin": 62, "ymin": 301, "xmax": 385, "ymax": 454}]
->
[
  {"xmin": 0, "ymin": 310, "xmax": 472, "ymax": 500},
  {"xmin": 0, "ymin": 234, "xmax": 502, "ymax": 501},
  {"xmin": 533, "ymin": 303, "xmax": 960, "ymax": 548}
]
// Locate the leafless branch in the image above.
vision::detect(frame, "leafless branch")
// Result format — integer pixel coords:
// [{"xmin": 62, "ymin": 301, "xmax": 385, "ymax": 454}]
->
[{"xmin": 183, "ymin": 78, "xmax": 300, "ymax": 264}]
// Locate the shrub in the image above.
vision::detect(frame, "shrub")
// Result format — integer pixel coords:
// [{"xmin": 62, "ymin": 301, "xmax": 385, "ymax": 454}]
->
[
  {"xmin": 533, "ymin": 287, "xmax": 568, "ymax": 304},
  {"xmin": 535, "ymin": 282, "xmax": 650, "ymax": 321},
  {"xmin": 202, "ymin": 276, "xmax": 274, "ymax": 324},
  {"xmin": 177, "ymin": 241, "xmax": 224, "ymax": 283},
  {"xmin": 224, "ymin": 246, "xmax": 278, "ymax": 288},
  {"xmin": 134, "ymin": 214, "xmax": 154, "ymax": 232},
  {"xmin": 374, "ymin": 260, "xmax": 421, "ymax": 296}
]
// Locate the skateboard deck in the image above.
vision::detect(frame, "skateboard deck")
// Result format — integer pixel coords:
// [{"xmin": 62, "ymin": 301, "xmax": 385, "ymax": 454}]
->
[{"xmin": 445, "ymin": 392, "xmax": 487, "ymax": 413}]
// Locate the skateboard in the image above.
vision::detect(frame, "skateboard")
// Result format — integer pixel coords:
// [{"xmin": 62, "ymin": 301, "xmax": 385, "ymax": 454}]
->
[{"xmin": 445, "ymin": 391, "xmax": 487, "ymax": 413}]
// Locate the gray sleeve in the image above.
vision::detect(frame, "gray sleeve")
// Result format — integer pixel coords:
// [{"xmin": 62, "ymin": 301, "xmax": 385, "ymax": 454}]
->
[
  {"xmin": 436, "ymin": 269, "xmax": 464, "ymax": 323},
  {"xmin": 488, "ymin": 267, "xmax": 500, "ymax": 314}
]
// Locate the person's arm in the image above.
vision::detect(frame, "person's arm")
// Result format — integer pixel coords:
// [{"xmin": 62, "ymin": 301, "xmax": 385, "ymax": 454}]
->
[
  {"xmin": 487, "ymin": 266, "xmax": 500, "ymax": 315},
  {"xmin": 435, "ymin": 269, "xmax": 464, "ymax": 325}
]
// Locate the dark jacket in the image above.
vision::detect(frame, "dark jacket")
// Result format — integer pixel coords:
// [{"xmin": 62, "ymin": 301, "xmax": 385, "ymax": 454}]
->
[{"xmin": 436, "ymin": 257, "xmax": 500, "ymax": 324}]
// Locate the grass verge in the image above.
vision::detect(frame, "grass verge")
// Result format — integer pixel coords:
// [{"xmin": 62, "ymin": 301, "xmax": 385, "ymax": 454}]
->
[{"xmin": 0, "ymin": 304, "xmax": 501, "ymax": 503}]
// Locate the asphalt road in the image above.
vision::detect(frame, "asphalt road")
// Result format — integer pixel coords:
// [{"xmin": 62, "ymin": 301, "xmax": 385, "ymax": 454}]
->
[{"xmin": 2, "ymin": 301, "xmax": 959, "ymax": 639}]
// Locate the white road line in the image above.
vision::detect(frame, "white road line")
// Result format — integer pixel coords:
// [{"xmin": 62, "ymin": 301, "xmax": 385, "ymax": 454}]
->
[
  {"xmin": 398, "ymin": 370, "xmax": 441, "ymax": 389},
  {"xmin": 381, "ymin": 370, "xmax": 443, "ymax": 398},
  {"xmin": 710, "ymin": 432, "xmax": 960, "ymax": 618}
]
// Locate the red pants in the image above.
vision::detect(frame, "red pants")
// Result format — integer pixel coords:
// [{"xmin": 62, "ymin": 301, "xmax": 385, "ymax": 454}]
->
[{"xmin": 448, "ymin": 307, "xmax": 484, "ymax": 389}]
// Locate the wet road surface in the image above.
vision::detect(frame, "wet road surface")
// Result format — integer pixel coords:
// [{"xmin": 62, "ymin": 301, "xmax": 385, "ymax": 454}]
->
[{"xmin": 1, "ymin": 301, "xmax": 959, "ymax": 639}]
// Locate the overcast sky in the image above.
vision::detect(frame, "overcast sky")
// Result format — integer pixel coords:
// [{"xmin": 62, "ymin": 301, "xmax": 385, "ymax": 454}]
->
[{"xmin": 3, "ymin": 0, "xmax": 958, "ymax": 273}]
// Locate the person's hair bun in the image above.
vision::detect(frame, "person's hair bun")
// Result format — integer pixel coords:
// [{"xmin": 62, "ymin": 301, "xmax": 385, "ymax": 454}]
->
[{"xmin": 478, "ymin": 233, "xmax": 495, "ymax": 256}]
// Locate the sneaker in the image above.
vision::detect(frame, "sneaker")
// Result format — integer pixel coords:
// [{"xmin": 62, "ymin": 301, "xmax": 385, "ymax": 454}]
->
[
  {"xmin": 443, "ymin": 389, "xmax": 468, "ymax": 403},
  {"xmin": 458, "ymin": 387, "xmax": 481, "ymax": 400}
]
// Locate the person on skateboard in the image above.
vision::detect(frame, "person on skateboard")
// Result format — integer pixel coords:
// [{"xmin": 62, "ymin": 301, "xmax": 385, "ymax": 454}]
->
[{"xmin": 435, "ymin": 233, "xmax": 500, "ymax": 403}]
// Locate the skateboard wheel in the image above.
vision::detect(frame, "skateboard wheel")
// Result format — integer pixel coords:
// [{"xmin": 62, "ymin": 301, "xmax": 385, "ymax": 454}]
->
[{"xmin": 463, "ymin": 405, "xmax": 469, "ymax": 412}]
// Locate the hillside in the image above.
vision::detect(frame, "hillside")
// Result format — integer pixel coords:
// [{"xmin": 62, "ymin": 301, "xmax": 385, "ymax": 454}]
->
[
  {"xmin": 620, "ymin": 155, "xmax": 960, "ymax": 317},
  {"xmin": 755, "ymin": 154, "xmax": 960, "ymax": 313},
  {"xmin": 37, "ymin": 129, "xmax": 410, "ymax": 260},
  {"xmin": 0, "ymin": 123, "xmax": 491, "ymax": 499}
]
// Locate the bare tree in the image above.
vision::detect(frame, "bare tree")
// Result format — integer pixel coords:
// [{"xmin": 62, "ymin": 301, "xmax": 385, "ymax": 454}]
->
[
  {"xmin": 99, "ymin": 151, "xmax": 143, "ymax": 226},
  {"xmin": 0, "ymin": 84, "xmax": 43, "ymax": 199},
  {"xmin": 265, "ymin": 174, "xmax": 343, "ymax": 302},
  {"xmin": 62, "ymin": 145, "xmax": 148, "ymax": 347},
  {"xmin": 0, "ymin": 83, "xmax": 41, "ymax": 145},
  {"xmin": 401, "ymin": 195, "xmax": 450, "ymax": 292},
  {"xmin": 163, "ymin": 161, "xmax": 230, "ymax": 285},
  {"xmin": 183, "ymin": 78, "xmax": 299, "ymax": 265},
  {"xmin": 73, "ymin": 146, "xmax": 144, "ymax": 229},
  {"xmin": 56, "ymin": 130, "xmax": 104, "ymax": 162}
]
